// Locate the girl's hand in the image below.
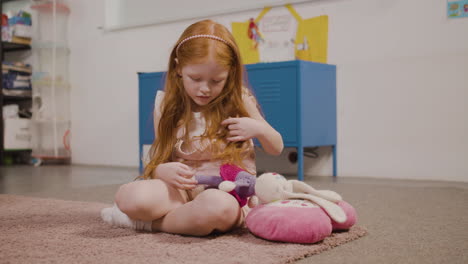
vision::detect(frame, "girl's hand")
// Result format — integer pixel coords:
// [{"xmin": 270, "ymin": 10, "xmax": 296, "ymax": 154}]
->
[
  {"xmin": 221, "ymin": 117, "xmax": 265, "ymax": 142},
  {"xmin": 155, "ymin": 162, "xmax": 198, "ymax": 190}
]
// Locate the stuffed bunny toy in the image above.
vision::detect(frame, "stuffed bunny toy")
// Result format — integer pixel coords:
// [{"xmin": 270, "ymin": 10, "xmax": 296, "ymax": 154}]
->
[
  {"xmin": 253, "ymin": 172, "xmax": 347, "ymax": 223},
  {"xmin": 246, "ymin": 172, "xmax": 358, "ymax": 243},
  {"xmin": 245, "ymin": 173, "xmax": 357, "ymax": 243}
]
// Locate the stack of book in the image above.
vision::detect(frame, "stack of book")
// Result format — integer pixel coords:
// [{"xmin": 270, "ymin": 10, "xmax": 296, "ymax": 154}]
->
[{"xmin": 2, "ymin": 62, "xmax": 32, "ymax": 97}]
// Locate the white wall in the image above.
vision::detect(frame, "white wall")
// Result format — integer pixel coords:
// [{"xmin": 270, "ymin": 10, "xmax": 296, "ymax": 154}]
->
[{"xmin": 68, "ymin": 0, "xmax": 468, "ymax": 182}]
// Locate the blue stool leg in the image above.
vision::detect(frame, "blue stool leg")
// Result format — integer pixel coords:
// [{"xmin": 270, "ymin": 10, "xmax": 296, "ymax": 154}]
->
[
  {"xmin": 332, "ymin": 145, "xmax": 337, "ymax": 177},
  {"xmin": 298, "ymin": 146, "xmax": 304, "ymax": 181}
]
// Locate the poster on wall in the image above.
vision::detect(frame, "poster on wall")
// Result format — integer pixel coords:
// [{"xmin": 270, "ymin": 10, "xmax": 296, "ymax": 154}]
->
[
  {"xmin": 231, "ymin": 4, "xmax": 328, "ymax": 64},
  {"xmin": 257, "ymin": 8, "xmax": 298, "ymax": 62},
  {"xmin": 447, "ymin": 0, "xmax": 468, "ymax": 18}
]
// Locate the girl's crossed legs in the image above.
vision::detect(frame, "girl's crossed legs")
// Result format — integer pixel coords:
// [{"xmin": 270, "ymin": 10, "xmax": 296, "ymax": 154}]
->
[{"xmin": 113, "ymin": 179, "xmax": 243, "ymax": 236}]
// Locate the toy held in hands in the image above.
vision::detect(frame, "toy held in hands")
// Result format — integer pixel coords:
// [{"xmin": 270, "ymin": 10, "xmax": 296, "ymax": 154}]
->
[
  {"xmin": 195, "ymin": 164, "xmax": 256, "ymax": 207},
  {"xmin": 246, "ymin": 172, "xmax": 358, "ymax": 244}
]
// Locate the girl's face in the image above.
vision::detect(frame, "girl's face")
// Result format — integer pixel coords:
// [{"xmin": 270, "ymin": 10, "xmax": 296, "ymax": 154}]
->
[{"xmin": 179, "ymin": 56, "xmax": 229, "ymax": 111}]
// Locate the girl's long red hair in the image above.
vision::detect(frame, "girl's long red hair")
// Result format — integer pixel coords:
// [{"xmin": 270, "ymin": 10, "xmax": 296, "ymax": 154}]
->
[{"xmin": 141, "ymin": 20, "xmax": 256, "ymax": 179}]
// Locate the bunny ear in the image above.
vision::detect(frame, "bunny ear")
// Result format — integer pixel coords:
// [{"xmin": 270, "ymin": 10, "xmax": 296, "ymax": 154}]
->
[
  {"xmin": 283, "ymin": 190, "xmax": 347, "ymax": 223},
  {"xmin": 290, "ymin": 180, "xmax": 342, "ymax": 202}
]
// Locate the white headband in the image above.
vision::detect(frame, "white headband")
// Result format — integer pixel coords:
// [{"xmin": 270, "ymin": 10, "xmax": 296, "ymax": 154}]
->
[{"xmin": 175, "ymin": 34, "xmax": 231, "ymax": 56}]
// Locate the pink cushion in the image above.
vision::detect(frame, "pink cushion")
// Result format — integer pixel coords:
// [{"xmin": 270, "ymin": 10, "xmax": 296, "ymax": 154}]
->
[
  {"xmin": 246, "ymin": 200, "xmax": 332, "ymax": 244},
  {"xmin": 328, "ymin": 201, "xmax": 357, "ymax": 231}
]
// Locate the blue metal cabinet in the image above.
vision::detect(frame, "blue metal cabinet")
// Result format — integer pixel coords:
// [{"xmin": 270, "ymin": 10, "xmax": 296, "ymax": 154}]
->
[
  {"xmin": 246, "ymin": 63, "xmax": 298, "ymax": 145},
  {"xmin": 138, "ymin": 60, "xmax": 337, "ymax": 180},
  {"xmin": 138, "ymin": 72, "xmax": 165, "ymax": 171},
  {"xmin": 246, "ymin": 61, "xmax": 337, "ymax": 180}
]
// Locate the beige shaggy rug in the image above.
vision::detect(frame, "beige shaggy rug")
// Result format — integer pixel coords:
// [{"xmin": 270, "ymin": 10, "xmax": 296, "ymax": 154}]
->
[{"xmin": 0, "ymin": 194, "xmax": 367, "ymax": 264}]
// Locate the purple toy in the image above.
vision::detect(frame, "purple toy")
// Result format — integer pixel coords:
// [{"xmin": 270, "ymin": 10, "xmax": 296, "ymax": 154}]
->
[{"xmin": 195, "ymin": 164, "xmax": 256, "ymax": 207}]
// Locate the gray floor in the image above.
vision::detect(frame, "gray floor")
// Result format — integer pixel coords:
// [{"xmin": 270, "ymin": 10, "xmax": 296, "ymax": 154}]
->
[{"xmin": 1, "ymin": 165, "xmax": 467, "ymax": 264}]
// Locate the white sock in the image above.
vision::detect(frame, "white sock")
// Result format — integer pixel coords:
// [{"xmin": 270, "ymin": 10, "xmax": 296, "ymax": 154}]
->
[{"xmin": 101, "ymin": 204, "xmax": 152, "ymax": 232}]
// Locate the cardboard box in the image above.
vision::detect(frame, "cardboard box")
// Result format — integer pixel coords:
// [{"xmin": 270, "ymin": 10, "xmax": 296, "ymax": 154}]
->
[{"xmin": 4, "ymin": 118, "xmax": 32, "ymax": 150}]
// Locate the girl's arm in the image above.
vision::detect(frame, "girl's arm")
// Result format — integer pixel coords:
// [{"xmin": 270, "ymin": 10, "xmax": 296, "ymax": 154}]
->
[
  {"xmin": 152, "ymin": 90, "xmax": 197, "ymax": 189},
  {"xmin": 244, "ymin": 94, "xmax": 284, "ymax": 155},
  {"xmin": 222, "ymin": 93, "xmax": 284, "ymax": 156}
]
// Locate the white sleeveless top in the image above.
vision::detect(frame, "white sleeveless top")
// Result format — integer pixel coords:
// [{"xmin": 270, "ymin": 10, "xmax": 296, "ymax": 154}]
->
[{"xmin": 153, "ymin": 90, "xmax": 256, "ymax": 177}]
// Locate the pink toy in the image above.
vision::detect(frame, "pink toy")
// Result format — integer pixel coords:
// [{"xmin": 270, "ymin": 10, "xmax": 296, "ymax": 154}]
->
[
  {"xmin": 195, "ymin": 164, "xmax": 256, "ymax": 207},
  {"xmin": 328, "ymin": 200, "xmax": 357, "ymax": 231},
  {"xmin": 246, "ymin": 200, "xmax": 333, "ymax": 243},
  {"xmin": 246, "ymin": 172, "xmax": 358, "ymax": 244}
]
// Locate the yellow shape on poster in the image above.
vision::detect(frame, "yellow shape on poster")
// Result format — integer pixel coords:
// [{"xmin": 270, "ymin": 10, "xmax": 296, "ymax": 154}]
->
[
  {"xmin": 285, "ymin": 4, "xmax": 328, "ymax": 63},
  {"xmin": 295, "ymin": 15, "xmax": 328, "ymax": 63},
  {"xmin": 232, "ymin": 22, "xmax": 258, "ymax": 64},
  {"xmin": 232, "ymin": 7, "xmax": 271, "ymax": 64}
]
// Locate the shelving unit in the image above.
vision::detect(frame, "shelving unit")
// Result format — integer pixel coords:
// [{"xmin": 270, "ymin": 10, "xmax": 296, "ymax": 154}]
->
[
  {"xmin": 2, "ymin": 41, "xmax": 30, "ymax": 52},
  {"xmin": 0, "ymin": 0, "xmax": 32, "ymax": 165},
  {"xmin": 29, "ymin": 0, "xmax": 72, "ymax": 165}
]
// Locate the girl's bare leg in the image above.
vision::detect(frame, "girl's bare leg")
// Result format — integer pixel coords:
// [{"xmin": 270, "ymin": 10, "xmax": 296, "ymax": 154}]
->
[
  {"xmin": 112, "ymin": 181, "xmax": 242, "ymax": 236},
  {"xmin": 115, "ymin": 179, "xmax": 188, "ymax": 221},
  {"xmin": 151, "ymin": 189, "xmax": 242, "ymax": 236}
]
